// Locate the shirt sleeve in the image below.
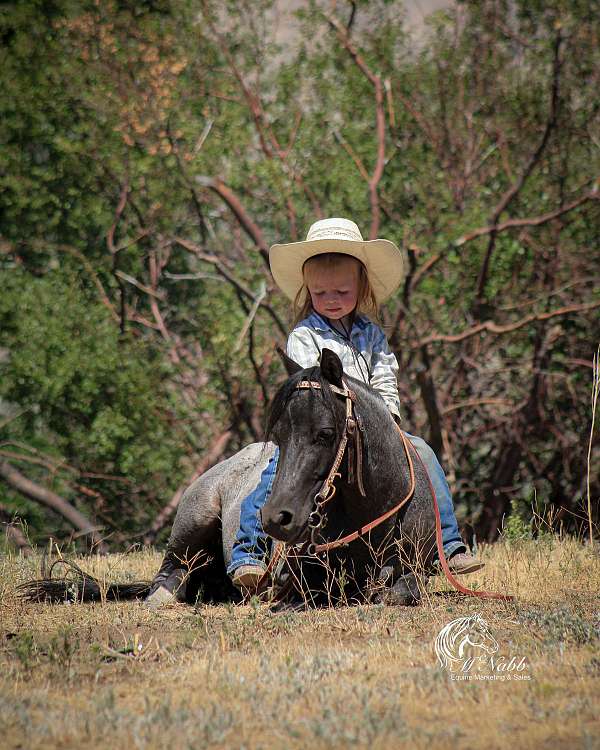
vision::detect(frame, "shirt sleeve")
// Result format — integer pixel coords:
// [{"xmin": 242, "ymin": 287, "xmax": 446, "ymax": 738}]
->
[
  {"xmin": 369, "ymin": 326, "xmax": 402, "ymax": 419},
  {"xmin": 286, "ymin": 327, "xmax": 321, "ymax": 369}
]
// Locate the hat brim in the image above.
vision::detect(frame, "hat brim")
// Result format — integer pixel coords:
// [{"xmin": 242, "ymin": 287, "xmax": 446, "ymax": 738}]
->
[{"xmin": 269, "ymin": 238, "xmax": 407, "ymax": 304}]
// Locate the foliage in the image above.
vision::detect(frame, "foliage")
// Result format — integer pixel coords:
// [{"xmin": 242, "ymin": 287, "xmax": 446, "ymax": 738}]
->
[
  {"xmin": 0, "ymin": 269, "xmax": 185, "ymax": 536},
  {"xmin": 0, "ymin": 0, "xmax": 598, "ymax": 547}
]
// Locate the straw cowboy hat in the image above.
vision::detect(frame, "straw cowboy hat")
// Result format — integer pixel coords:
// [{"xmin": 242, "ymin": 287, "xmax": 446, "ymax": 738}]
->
[{"xmin": 269, "ymin": 217, "xmax": 407, "ymax": 304}]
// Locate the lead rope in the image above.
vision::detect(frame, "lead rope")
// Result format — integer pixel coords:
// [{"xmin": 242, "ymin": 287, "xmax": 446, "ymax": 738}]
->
[
  {"xmin": 404, "ymin": 433, "xmax": 514, "ymax": 602},
  {"xmin": 312, "ymin": 427, "xmax": 512, "ymax": 599}
]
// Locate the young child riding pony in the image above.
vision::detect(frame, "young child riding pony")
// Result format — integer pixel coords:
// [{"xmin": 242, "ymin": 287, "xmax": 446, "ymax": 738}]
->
[{"xmin": 227, "ymin": 217, "xmax": 483, "ymax": 590}]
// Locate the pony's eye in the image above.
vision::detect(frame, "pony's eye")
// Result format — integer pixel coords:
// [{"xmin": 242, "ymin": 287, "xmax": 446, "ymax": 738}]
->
[{"xmin": 315, "ymin": 429, "xmax": 335, "ymax": 445}]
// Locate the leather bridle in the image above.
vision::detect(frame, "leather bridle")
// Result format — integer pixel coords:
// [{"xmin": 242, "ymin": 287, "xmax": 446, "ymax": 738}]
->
[{"xmin": 295, "ymin": 379, "xmax": 418, "ymax": 556}]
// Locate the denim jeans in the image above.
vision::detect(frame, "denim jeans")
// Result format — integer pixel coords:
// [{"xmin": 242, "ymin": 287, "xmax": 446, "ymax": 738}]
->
[
  {"xmin": 227, "ymin": 452, "xmax": 278, "ymax": 575},
  {"xmin": 227, "ymin": 435, "xmax": 465, "ymax": 575}
]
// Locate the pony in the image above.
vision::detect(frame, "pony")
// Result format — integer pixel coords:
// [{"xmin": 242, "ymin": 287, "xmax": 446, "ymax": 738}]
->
[
  {"xmin": 144, "ymin": 348, "xmax": 438, "ymax": 608},
  {"xmin": 19, "ymin": 349, "xmax": 440, "ymax": 607}
]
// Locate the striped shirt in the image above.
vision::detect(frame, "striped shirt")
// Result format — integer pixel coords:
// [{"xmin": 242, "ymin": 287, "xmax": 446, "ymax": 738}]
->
[{"xmin": 286, "ymin": 311, "xmax": 401, "ymax": 418}]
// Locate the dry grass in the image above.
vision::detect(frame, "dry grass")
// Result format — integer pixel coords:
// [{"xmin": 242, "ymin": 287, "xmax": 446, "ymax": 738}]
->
[{"xmin": 1, "ymin": 537, "xmax": 599, "ymax": 750}]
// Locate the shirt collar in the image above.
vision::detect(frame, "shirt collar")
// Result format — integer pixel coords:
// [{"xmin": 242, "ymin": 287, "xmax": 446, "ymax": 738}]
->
[{"xmin": 305, "ymin": 310, "xmax": 370, "ymax": 333}]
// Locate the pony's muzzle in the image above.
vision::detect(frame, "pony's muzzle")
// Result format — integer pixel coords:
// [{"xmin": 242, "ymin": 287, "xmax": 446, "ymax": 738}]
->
[{"xmin": 261, "ymin": 506, "xmax": 300, "ymax": 542}]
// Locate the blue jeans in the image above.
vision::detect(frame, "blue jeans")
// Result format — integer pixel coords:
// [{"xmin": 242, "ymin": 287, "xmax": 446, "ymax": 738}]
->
[{"xmin": 227, "ymin": 435, "xmax": 465, "ymax": 575}]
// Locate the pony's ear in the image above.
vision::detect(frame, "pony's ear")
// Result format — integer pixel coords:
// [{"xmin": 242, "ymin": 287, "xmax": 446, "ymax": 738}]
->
[
  {"xmin": 320, "ymin": 348, "xmax": 344, "ymax": 387},
  {"xmin": 276, "ymin": 345, "xmax": 303, "ymax": 376}
]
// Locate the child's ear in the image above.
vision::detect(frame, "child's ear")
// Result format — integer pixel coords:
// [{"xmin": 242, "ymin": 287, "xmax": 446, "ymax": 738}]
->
[
  {"xmin": 320, "ymin": 348, "xmax": 344, "ymax": 387},
  {"xmin": 276, "ymin": 345, "xmax": 303, "ymax": 376}
]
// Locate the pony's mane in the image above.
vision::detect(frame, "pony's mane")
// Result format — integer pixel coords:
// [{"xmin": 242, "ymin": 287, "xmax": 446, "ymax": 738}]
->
[{"xmin": 266, "ymin": 366, "xmax": 341, "ymax": 441}]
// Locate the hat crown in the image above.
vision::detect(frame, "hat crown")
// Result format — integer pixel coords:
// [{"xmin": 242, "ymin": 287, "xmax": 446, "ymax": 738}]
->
[{"xmin": 305, "ymin": 217, "xmax": 364, "ymax": 244}]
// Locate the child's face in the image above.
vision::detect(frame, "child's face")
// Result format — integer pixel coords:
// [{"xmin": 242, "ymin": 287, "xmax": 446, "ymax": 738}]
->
[{"xmin": 306, "ymin": 258, "xmax": 360, "ymax": 321}]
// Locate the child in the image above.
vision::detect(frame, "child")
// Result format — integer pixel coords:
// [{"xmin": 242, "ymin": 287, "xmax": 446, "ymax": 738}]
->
[{"xmin": 227, "ymin": 217, "xmax": 483, "ymax": 590}]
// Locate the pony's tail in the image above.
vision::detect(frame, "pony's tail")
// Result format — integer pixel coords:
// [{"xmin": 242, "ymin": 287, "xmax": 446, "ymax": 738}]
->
[{"xmin": 16, "ymin": 559, "xmax": 151, "ymax": 603}]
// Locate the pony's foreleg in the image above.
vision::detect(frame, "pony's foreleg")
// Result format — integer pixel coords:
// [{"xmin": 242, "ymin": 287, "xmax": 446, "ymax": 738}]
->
[
  {"xmin": 145, "ymin": 552, "xmax": 189, "ymax": 607},
  {"xmin": 384, "ymin": 570, "xmax": 424, "ymax": 606}
]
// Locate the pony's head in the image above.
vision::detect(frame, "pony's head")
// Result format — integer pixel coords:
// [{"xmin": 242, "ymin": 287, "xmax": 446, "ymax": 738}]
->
[{"xmin": 261, "ymin": 348, "xmax": 349, "ymax": 544}]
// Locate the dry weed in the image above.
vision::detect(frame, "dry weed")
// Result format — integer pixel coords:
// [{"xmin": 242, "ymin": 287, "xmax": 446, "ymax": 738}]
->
[{"xmin": 0, "ymin": 537, "xmax": 599, "ymax": 749}]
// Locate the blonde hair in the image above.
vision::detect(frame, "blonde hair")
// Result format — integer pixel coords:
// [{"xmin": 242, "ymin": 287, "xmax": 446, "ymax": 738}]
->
[{"xmin": 292, "ymin": 253, "xmax": 380, "ymax": 325}]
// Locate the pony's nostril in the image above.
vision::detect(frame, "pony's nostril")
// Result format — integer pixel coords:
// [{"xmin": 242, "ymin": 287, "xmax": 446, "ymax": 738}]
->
[{"xmin": 277, "ymin": 510, "xmax": 294, "ymax": 527}]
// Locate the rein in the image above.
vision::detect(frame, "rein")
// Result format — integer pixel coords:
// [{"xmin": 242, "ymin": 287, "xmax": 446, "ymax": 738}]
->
[{"xmin": 260, "ymin": 378, "xmax": 513, "ymax": 603}]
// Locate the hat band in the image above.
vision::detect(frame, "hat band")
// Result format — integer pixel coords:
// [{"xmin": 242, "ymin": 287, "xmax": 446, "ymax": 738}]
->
[{"xmin": 305, "ymin": 227, "xmax": 364, "ymax": 242}]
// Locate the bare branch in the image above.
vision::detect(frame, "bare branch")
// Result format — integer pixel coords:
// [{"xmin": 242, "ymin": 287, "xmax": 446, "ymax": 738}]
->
[
  {"xmin": 384, "ymin": 78, "xmax": 396, "ymax": 131},
  {"xmin": 115, "ymin": 270, "xmax": 166, "ymax": 300},
  {"xmin": 281, "ymin": 110, "xmax": 303, "ymax": 160},
  {"xmin": 234, "ymin": 280, "xmax": 267, "ymax": 353},
  {"xmin": 324, "ymin": 9, "xmax": 386, "ymax": 237},
  {"xmin": 201, "ymin": 3, "xmax": 320, "ymax": 217},
  {"xmin": 173, "ymin": 236, "xmax": 287, "ymax": 337},
  {"xmin": 417, "ymin": 300, "xmax": 600, "ymax": 347},
  {"xmin": 106, "ymin": 181, "xmax": 130, "ymax": 255},
  {"xmin": 107, "ymin": 180, "xmax": 132, "ymax": 334},
  {"xmin": 0, "ymin": 460, "xmax": 108, "ymax": 552},
  {"xmin": 192, "ymin": 119, "xmax": 214, "ymax": 158},
  {"xmin": 195, "ymin": 176, "xmax": 270, "ymax": 265},
  {"xmin": 455, "ymin": 189, "xmax": 599, "ymax": 247},
  {"xmin": 333, "ymin": 129, "xmax": 370, "ymax": 181},
  {"xmin": 410, "ymin": 249, "xmax": 442, "ymax": 291},
  {"xmin": 473, "ymin": 31, "xmax": 564, "ymax": 312}
]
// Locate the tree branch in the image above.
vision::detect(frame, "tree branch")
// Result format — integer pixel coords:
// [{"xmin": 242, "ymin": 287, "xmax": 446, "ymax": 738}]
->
[
  {"xmin": 324, "ymin": 9, "xmax": 386, "ymax": 238},
  {"xmin": 417, "ymin": 300, "xmax": 600, "ymax": 347},
  {"xmin": 195, "ymin": 176, "xmax": 270, "ymax": 265},
  {"xmin": 0, "ymin": 461, "xmax": 108, "ymax": 552},
  {"xmin": 173, "ymin": 236, "xmax": 287, "ymax": 337},
  {"xmin": 107, "ymin": 180, "xmax": 131, "ymax": 335},
  {"xmin": 473, "ymin": 30, "xmax": 563, "ymax": 314},
  {"xmin": 455, "ymin": 189, "xmax": 598, "ymax": 247},
  {"xmin": 201, "ymin": 4, "xmax": 319, "ymax": 218}
]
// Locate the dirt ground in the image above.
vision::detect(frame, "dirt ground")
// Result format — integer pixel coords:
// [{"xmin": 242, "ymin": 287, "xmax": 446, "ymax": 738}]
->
[{"xmin": 1, "ymin": 536, "xmax": 599, "ymax": 749}]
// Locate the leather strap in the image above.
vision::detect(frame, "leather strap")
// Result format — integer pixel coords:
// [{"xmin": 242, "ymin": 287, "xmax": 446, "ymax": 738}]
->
[
  {"xmin": 313, "ymin": 427, "xmax": 415, "ymax": 552},
  {"xmin": 295, "ymin": 380, "xmax": 365, "ymax": 502}
]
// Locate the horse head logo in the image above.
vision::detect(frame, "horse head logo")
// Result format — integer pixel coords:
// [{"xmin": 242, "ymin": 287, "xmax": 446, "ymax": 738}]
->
[{"xmin": 434, "ymin": 614, "xmax": 499, "ymax": 672}]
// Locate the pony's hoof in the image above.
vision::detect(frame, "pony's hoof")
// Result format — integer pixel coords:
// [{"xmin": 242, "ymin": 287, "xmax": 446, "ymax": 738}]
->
[
  {"xmin": 372, "ymin": 588, "xmax": 419, "ymax": 606},
  {"xmin": 380, "ymin": 578, "xmax": 422, "ymax": 606},
  {"xmin": 144, "ymin": 585, "xmax": 176, "ymax": 609}
]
